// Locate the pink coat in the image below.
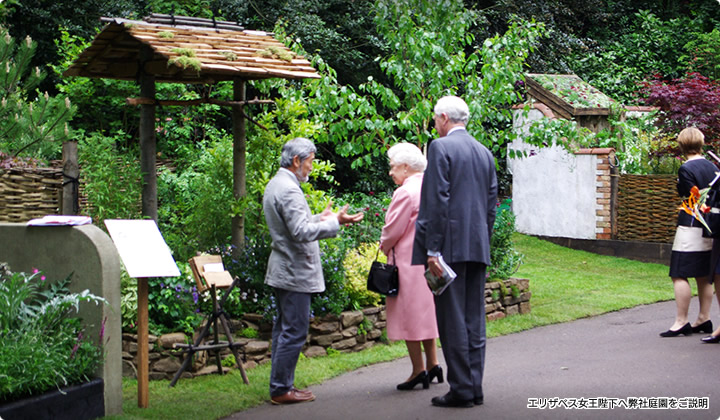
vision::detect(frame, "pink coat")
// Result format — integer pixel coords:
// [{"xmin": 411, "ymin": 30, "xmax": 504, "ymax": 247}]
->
[{"xmin": 380, "ymin": 173, "xmax": 439, "ymax": 341}]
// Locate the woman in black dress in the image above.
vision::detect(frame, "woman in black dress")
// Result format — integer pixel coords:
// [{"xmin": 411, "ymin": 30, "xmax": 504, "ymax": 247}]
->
[{"xmin": 661, "ymin": 127, "xmax": 717, "ymax": 337}]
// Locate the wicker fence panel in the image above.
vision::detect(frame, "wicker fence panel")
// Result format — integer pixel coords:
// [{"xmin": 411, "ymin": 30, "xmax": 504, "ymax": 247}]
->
[
  {"xmin": 0, "ymin": 167, "xmax": 63, "ymax": 223},
  {"xmin": 616, "ymin": 174, "xmax": 679, "ymax": 243}
]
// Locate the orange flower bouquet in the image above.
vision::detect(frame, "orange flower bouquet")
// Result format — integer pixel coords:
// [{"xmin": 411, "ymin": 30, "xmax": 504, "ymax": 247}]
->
[{"xmin": 680, "ymin": 185, "xmax": 712, "ymax": 234}]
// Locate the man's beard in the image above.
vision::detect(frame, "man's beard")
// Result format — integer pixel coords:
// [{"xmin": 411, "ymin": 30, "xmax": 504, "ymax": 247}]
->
[{"xmin": 294, "ymin": 168, "xmax": 309, "ymax": 183}]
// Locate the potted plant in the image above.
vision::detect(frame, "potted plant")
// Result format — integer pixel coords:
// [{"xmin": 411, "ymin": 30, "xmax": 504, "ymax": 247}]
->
[{"xmin": 0, "ymin": 263, "xmax": 107, "ymax": 420}]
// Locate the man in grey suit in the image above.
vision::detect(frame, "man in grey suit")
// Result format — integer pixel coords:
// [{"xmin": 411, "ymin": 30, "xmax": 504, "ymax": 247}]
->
[
  {"xmin": 412, "ymin": 96, "xmax": 498, "ymax": 408},
  {"xmin": 264, "ymin": 137, "xmax": 363, "ymax": 405}
]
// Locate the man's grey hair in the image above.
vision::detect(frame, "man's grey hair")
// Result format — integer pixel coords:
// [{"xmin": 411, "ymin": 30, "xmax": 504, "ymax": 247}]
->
[
  {"xmin": 280, "ymin": 137, "xmax": 317, "ymax": 168},
  {"xmin": 434, "ymin": 95, "xmax": 470, "ymax": 124},
  {"xmin": 387, "ymin": 142, "xmax": 427, "ymax": 172}
]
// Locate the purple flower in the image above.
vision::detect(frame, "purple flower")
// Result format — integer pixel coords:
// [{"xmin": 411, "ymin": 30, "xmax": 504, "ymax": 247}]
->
[{"xmin": 70, "ymin": 332, "xmax": 83, "ymax": 359}]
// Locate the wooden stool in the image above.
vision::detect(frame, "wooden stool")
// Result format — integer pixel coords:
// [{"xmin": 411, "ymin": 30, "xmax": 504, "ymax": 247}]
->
[{"xmin": 169, "ymin": 255, "xmax": 249, "ymax": 387}]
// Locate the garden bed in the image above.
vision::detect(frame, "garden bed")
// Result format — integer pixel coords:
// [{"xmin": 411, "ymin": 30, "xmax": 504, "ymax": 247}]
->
[
  {"xmin": 121, "ymin": 278, "xmax": 531, "ymax": 379},
  {"xmin": 0, "ymin": 378, "xmax": 104, "ymax": 420}
]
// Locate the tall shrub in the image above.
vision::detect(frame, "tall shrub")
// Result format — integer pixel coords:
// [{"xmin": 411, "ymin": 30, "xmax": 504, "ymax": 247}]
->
[{"xmin": 488, "ymin": 203, "xmax": 523, "ymax": 280}]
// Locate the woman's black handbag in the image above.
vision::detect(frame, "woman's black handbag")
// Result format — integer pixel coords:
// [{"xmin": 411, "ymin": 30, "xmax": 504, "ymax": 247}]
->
[{"xmin": 367, "ymin": 248, "xmax": 399, "ymax": 296}]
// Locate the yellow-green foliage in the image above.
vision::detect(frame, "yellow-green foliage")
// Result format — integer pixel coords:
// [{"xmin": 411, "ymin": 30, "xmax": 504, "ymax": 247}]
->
[
  {"xmin": 255, "ymin": 45, "xmax": 296, "ymax": 62},
  {"xmin": 171, "ymin": 47, "xmax": 196, "ymax": 57},
  {"xmin": 168, "ymin": 56, "xmax": 202, "ymax": 71},
  {"xmin": 342, "ymin": 242, "xmax": 385, "ymax": 308},
  {"xmin": 158, "ymin": 31, "xmax": 175, "ymax": 39},
  {"xmin": 220, "ymin": 51, "xmax": 238, "ymax": 61}
]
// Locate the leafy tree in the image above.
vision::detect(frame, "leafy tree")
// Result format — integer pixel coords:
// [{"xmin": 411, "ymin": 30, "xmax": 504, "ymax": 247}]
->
[
  {"xmin": 0, "ymin": 29, "xmax": 75, "ymax": 159},
  {"xmin": 240, "ymin": 1, "xmax": 545, "ymax": 201},
  {"xmin": 640, "ymin": 72, "xmax": 720, "ymax": 150},
  {"xmin": 568, "ymin": 10, "xmax": 696, "ymax": 103},
  {"xmin": 471, "ymin": 0, "xmax": 609, "ymax": 73},
  {"xmin": 364, "ymin": 0, "xmax": 480, "ymax": 147},
  {"xmin": 239, "ymin": 0, "xmax": 383, "ymax": 87},
  {"xmin": 681, "ymin": 28, "xmax": 720, "ymax": 81},
  {"xmin": 345, "ymin": 0, "xmax": 545, "ymax": 162},
  {"xmin": 470, "ymin": 0, "xmax": 720, "ymax": 103}
]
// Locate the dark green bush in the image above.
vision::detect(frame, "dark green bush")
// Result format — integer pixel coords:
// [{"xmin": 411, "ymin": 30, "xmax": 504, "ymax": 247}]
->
[
  {"xmin": 146, "ymin": 273, "xmax": 204, "ymax": 336},
  {"xmin": 489, "ymin": 200, "xmax": 523, "ymax": 280}
]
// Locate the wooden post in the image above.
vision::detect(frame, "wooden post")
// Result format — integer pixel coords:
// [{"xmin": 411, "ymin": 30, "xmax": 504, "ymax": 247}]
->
[
  {"xmin": 137, "ymin": 278, "xmax": 149, "ymax": 408},
  {"xmin": 137, "ymin": 45, "xmax": 155, "ymax": 409},
  {"xmin": 231, "ymin": 78, "xmax": 247, "ymax": 258},
  {"xmin": 139, "ymin": 46, "xmax": 158, "ymax": 222},
  {"xmin": 61, "ymin": 140, "xmax": 79, "ymax": 215}
]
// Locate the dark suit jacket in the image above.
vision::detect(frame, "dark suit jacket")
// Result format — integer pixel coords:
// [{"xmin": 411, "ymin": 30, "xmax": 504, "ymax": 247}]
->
[{"xmin": 412, "ymin": 128, "xmax": 498, "ymax": 266}]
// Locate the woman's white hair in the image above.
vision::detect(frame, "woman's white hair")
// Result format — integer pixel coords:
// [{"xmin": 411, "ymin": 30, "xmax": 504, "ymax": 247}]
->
[{"xmin": 387, "ymin": 142, "xmax": 427, "ymax": 172}]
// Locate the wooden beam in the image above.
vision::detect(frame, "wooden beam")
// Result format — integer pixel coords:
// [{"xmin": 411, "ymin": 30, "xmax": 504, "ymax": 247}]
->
[
  {"xmin": 126, "ymin": 96, "xmax": 274, "ymax": 107},
  {"xmin": 127, "ymin": 96, "xmax": 270, "ymax": 130}
]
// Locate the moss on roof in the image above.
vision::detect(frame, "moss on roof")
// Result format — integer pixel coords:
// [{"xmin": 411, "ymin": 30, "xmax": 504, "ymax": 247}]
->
[{"xmin": 528, "ymin": 74, "xmax": 615, "ymax": 109}]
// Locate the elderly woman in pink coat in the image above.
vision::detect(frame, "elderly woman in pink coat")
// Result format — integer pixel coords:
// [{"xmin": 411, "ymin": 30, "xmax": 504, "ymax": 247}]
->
[{"xmin": 380, "ymin": 142, "xmax": 441, "ymax": 390}]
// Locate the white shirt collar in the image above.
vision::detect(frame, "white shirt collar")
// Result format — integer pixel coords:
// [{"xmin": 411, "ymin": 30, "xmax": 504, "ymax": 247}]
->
[{"xmin": 447, "ymin": 126, "xmax": 466, "ymax": 136}]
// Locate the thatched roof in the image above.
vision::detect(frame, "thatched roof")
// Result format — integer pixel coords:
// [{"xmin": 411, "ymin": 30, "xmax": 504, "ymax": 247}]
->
[{"xmin": 63, "ymin": 15, "xmax": 320, "ymax": 84}]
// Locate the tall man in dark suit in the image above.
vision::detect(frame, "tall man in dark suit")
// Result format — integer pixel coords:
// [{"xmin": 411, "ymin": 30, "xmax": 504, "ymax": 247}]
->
[{"xmin": 412, "ymin": 96, "xmax": 498, "ymax": 408}]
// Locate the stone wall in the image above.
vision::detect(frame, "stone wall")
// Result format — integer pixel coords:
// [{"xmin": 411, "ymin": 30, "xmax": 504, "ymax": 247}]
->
[{"xmin": 122, "ymin": 278, "xmax": 531, "ymax": 380}]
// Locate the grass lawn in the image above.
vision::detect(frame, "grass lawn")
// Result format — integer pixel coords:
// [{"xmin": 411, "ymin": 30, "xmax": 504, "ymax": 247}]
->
[
  {"xmin": 487, "ymin": 234, "xmax": 676, "ymax": 337},
  {"xmin": 109, "ymin": 234, "xmax": 679, "ymax": 419}
]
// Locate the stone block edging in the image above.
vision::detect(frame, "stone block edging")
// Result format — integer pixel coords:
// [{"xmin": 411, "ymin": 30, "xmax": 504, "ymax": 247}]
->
[{"xmin": 121, "ymin": 278, "xmax": 530, "ymax": 380}]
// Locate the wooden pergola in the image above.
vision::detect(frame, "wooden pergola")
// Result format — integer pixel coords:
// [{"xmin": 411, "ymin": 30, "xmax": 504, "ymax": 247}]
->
[
  {"xmin": 63, "ymin": 13, "xmax": 320, "ymax": 408},
  {"xmin": 64, "ymin": 13, "xmax": 320, "ymax": 248}
]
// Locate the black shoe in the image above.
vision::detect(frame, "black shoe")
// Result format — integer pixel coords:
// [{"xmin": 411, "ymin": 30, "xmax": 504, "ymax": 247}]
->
[
  {"xmin": 397, "ymin": 371, "xmax": 429, "ymax": 390},
  {"xmin": 692, "ymin": 320, "xmax": 713, "ymax": 334},
  {"xmin": 701, "ymin": 335, "xmax": 720, "ymax": 343},
  {"xmin": 431, "ymin": 392, "xmax": 473, "ymax": 408},
  {"xmin": 474, "ymin": 396, "xmax": 484, "ymax": 405},
  {"xmin": 659, "ymin": 323, "xmax": 692, "ymax": 337},
  {"xmin": 427, "ymin": 365, "xmax": 444, "ymax": 384}
]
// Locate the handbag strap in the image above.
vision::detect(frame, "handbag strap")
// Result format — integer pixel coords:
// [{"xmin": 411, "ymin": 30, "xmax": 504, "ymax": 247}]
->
[{"xmin": 375, "ymin": 245, "xmax": 395, "ymax": 264}]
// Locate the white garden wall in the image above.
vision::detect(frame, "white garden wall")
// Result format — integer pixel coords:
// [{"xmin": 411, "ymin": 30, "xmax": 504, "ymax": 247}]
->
[{"xmin": 509, "ymin": 107, "xmax": 614, "ymax": 240}]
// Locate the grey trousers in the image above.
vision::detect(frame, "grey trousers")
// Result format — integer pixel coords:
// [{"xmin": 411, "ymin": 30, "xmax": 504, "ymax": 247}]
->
[
  {"xmin": 434, "ymin": 262, "xmax": 487, "ymax": 401},
  {"xmin": 269, "ymin": 288, "xmax": 311, "ymax": 397}
]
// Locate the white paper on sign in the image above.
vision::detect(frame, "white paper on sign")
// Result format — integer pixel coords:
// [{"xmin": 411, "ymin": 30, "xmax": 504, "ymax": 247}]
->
[
  {"xmin": 104, "ymin": 219, "xmax": 180, "ymax": 278},
  {"xmin": 27, "ymin": 215, "xmax": 92, "ymax": 226},
  {"xmin": 203, "ymin": 263, "xmax": 225, "ymax": 273}
]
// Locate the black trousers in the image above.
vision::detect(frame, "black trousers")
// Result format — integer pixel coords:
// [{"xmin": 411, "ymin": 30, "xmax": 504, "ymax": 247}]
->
[{"xmin": 434, "ymin": 262, "xmax": 487, "ymax": 401}]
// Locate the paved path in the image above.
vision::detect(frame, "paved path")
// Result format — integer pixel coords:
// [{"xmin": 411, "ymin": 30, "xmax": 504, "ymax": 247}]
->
[{"xmin": 226, "ymin": 300, "xmax": 720, "ymax": 420}]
